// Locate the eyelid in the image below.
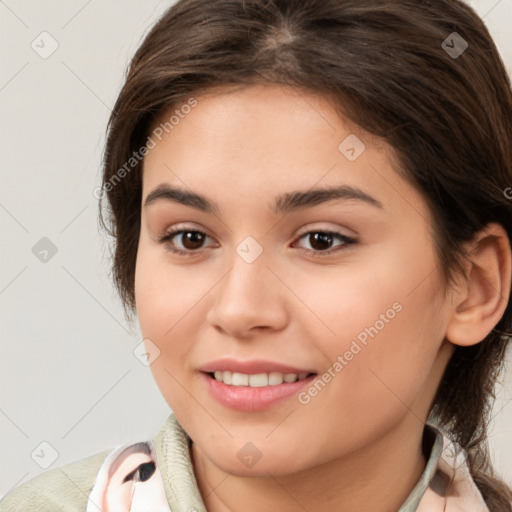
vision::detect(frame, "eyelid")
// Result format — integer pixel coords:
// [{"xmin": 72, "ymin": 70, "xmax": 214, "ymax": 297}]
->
[
  {"xmin": 295, "ymin": 222, "xmax": 358, "ymax": 238},
  {"xmin": 153, "ymin": 222, "xmax": 214, "ymax": 242},
  {"xmin": 158, "ymin": 229, "xmax": 211, "ymax": 243}
]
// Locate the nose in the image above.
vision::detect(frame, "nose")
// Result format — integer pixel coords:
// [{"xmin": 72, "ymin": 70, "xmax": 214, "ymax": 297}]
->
[{"xmin": 206, "ymin": 245, "xmax": 289, "ymax": 339}]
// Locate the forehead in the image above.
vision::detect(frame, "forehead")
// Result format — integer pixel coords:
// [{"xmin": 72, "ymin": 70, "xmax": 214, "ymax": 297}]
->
[
  {"xmin": 145, "ymin": 84, "xmax": 381, "ymax": 163},
  {"xmin": 140, "ymin": 84, "xmax": 425, "ymax": 221}
]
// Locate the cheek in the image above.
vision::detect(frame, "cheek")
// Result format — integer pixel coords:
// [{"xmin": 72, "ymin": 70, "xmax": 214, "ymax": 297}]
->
[
  {"xmin": 293, "ymin": 241, "xmax": 446, "ymax": 418},
  {"xmin": 134, "ymin": 247, "xmax": 213, "ymax": 407},
  {"xmin": 292, "ymin": 246, "xmax": 439, "ymax": 353},
  {"xmin": 134, "ymin": 242, "xmax": 207, "ymax": 337}
]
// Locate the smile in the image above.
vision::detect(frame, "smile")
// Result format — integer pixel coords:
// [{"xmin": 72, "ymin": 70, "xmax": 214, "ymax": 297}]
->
[{"xmin": 201, "ymin": 371, "xmax": 318, "ymax": 412}]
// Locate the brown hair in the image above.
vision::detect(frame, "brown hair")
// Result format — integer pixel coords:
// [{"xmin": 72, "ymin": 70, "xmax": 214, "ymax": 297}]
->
[{"xmin": 98, "ymin": 0, "xmax": 512, "ymax": 509}]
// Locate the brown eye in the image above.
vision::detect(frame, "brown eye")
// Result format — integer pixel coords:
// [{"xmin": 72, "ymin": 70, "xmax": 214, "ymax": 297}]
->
[
  {"xmin": 157, "ymin": 228, "xmax": 217, "ymax": 256},
  {"xmin": 308, "ymin": 232, "xmax": 335, "ymax": 251},
  {"xmin": 295, "ymin": 231, "xmax": 357, "ymax": 256},
  {"xmin": 178, "ymin": 231, "xmax": 206, "ymax": 250}
]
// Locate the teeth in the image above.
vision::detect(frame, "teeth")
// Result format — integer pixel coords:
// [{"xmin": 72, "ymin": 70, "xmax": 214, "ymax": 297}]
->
[
  {"xmin": 211, "ymin": 371, "xmax": 311, "ymax": 387},
  {"xmin": 249, "ymin": 373, "xmax": 268, "ymax": 387},
  {"xmin": 269, "ymin": 372, "xmax": 284, "ymax": 385},
  {"xmin": 232, "ymin": 372, "xmax": 249, "ymax": 386}
]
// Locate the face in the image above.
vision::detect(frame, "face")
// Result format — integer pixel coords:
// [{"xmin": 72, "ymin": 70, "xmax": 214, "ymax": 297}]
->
[{"xmin": 134, "ymin": 84, "xmax": 455, "ymax": 477}]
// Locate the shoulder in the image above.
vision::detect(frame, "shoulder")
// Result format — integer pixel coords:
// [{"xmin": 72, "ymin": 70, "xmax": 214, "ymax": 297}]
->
[
  {"xmin": 0, "ymin": 448, "xmax": 112, "ymax": 512},
  {"xmin": 0, "ymin": 415, "xmax": 185, "ymax": 511},
  {"xmin": 0, "ymin": 439, "xmax": 172, "ymax": 512}
]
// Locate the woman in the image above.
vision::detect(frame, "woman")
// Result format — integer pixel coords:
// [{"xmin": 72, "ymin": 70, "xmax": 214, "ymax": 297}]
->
[{"xmin": 1, "ymin": 0, "xmax": 511, "ymax": 510}]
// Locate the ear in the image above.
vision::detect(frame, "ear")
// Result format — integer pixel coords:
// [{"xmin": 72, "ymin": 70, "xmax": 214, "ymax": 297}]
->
[{"xmin": 445, "ymin": 223, "xmax": 511, "ymax": 347}]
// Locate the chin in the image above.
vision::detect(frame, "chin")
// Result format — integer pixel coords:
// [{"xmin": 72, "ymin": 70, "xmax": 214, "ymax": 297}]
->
[{"xmin": 204, "ymin": 443, "xmax": 310, "ymax": 478}]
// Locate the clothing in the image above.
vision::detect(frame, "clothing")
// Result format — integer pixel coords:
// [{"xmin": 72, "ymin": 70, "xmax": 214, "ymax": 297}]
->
[{"xmin": 0, "ymin": 412, "xmax": 490, "ymax": 511}]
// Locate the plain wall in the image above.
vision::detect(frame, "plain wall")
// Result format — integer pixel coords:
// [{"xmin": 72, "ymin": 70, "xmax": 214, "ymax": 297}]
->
[{"xmin": 1, "ymin": 0, "xmax": 511, "ymax": 499}]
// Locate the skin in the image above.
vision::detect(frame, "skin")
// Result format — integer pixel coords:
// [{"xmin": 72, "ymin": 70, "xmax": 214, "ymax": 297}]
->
[{"xmin": 134, "ymin": 84, "xmax": 511, "ymax": 512}]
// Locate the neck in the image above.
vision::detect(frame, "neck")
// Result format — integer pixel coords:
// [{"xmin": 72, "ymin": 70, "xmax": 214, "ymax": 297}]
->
[{"xmin": 191, "ymin": 414, "xmax": 430, "ymax": 512}]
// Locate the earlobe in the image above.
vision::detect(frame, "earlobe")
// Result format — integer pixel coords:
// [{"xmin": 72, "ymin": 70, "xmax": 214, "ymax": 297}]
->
[{"xmin": 445, "ymin": 223, "xmax": 511, "ymax": 347}]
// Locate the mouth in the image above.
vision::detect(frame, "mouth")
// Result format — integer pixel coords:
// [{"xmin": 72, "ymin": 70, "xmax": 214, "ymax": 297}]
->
[
  {"xmin": 198, "ymin": 358, "xmax": 318, "ymax": 411},
  {"xmin": 200, "ymin": 370, "xmax": 318, "ymax": 412}
]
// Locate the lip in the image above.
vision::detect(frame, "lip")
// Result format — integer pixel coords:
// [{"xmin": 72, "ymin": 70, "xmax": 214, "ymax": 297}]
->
[
  {"xmin": 198, "ymin": 358, "xmax": 316, "ymax": 375},
  {"xmin": 200, "ymin": 372, "xmax": 317, "ymax": 412}
]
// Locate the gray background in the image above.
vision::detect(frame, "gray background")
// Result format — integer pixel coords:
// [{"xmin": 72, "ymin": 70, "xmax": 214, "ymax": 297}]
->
[{"xmin": 1, "ymin": 0, "xmax": 511, "ymax": 499}]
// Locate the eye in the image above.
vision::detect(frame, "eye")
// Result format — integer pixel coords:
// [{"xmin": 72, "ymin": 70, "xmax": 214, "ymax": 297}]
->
[
  {"xmin": 293, "ymin": 230, "xmax": 357, "ymax": 256},
  {"xmin": 156, "ymin": 228, "xmax": 217, "ymax": 256}
]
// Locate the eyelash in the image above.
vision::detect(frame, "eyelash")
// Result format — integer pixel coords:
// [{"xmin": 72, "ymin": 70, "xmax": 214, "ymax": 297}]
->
[{"xmin": 156, "ymin": 228, "xmax": 357, "ymax": 258}]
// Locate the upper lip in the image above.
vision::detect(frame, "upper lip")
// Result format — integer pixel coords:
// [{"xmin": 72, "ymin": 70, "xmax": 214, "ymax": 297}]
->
[{"xmin": 199, "ymin": 358, "xmax": 316, "ymax": 375}]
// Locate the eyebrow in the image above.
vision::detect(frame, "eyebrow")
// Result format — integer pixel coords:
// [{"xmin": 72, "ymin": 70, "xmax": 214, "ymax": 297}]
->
[{"xmin": 143, "ymin": 183, "xmax": 383, "ymax": 214}]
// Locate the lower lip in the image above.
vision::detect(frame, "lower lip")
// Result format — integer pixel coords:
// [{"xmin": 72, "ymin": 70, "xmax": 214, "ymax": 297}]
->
[{"xmin": 201, "ymin": 372, "xmax": 317, "ymax": 412}]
